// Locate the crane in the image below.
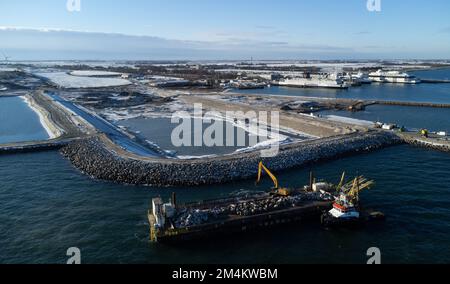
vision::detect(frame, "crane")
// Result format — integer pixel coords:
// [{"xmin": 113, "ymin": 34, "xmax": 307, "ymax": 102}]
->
[
  {"xmin": 336, "ymin": 172, "xmax": 346, "ymax": 192},
  {"xmin": 344, "ymin": 176, "xmax": 375, "ymax": 203},
  {"xmin": 256, "ymin": 162, "xmax": 290, "ymax": 196}
]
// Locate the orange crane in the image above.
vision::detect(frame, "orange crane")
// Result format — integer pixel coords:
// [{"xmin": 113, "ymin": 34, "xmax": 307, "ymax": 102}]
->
[{"xmin": 256, "ymin": 162, "xmax": 291, "ymax": 196}]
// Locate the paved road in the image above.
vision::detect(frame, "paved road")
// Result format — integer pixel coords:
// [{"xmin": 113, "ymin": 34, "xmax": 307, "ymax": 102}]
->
[{"xmin": 46, "ymin": 92, "xmax": 163, "ymax": 158}]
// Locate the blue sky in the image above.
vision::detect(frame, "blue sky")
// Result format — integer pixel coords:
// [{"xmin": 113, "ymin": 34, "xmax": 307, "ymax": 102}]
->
[{"xmin": 1, "ymin": 0, "xmax": 450, "ymax": 60}]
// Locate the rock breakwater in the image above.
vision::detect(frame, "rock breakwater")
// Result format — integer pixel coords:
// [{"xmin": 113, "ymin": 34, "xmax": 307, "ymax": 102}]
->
[
  {"xmin": 61, "ymin": 131, "xmax": 402, "ymax": 187},
  {"xmin": 400, "ymin": 135, "xmax": 450, "ymax": 153}
]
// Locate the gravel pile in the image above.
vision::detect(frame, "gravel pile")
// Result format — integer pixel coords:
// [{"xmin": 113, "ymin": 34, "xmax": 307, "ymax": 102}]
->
[{"xmin": 172, "ymin": 191, "xmax": 334, "ymax": 228}]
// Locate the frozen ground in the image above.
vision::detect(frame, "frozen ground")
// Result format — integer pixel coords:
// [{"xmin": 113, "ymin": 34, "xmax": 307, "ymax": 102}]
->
[
  {"xmin": 324, "ymin": 115, "xmax": 374, "ymax": 127},
  {"xmin": 35, "ymin": 72, "xmax": 131, "ymax": 88},
  {"xmin": 98, "ymin": 99, "xmax": 187, "ymax": 122},
  {"xmin": 69, "ymin": 70, "xmax": 123, "ymax": 77},
  {"xmin": 0, "ymin": 67, "xmax": 19, "ymax": 72}
]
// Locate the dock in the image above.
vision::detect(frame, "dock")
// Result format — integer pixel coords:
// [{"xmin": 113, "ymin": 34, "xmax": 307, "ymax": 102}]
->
[
  {"xmin": 0, "ymin": 138, "xmax": 76, "ymax": 155},
  {"xmin": 421, "ymin": 79, "xmax": 450, "ymax": 84},
  {"xmin": 376, "ymin": 100, "xmax": 450, "ymax": 108}
]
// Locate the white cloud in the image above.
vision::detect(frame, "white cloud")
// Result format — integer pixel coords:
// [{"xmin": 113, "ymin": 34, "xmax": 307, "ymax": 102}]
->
[{"xmin": 0, "ymin": 26, "xmax": 380, "ymax": 60}]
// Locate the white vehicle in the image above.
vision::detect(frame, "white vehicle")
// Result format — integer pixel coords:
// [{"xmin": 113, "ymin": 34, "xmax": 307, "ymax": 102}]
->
[{"xmin": 369, "ymin": 69, "xmax": 421, "ymax": 84}]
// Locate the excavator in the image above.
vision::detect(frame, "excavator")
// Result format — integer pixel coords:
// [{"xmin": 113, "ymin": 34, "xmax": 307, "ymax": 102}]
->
[
  {"xmin": 420, "ymin": 129, "xmax": 429, "ymax": 138},
  {"xmin": 256, "ymin": 162, "xmax": 291, "ymax": 196}
]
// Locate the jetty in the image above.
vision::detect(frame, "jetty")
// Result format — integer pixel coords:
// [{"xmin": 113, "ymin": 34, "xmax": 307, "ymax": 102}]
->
[
  {"xmin": 60, "ymin": 131, "xmax": 402, "ymax": 187},
  {"xmin": 398, "ymin": 132, "xmax": 450, "ymax": 152},
  {"xmin": 421, "ymin": 79, "xmax": 450, "ymax": 84},
  {"xmin": 0, "ymin": 138, "xmax": 76, "ymax": 154},
  {"xmin": 376, "ymin": 100, "xmax": 450, "ymax": 108}
]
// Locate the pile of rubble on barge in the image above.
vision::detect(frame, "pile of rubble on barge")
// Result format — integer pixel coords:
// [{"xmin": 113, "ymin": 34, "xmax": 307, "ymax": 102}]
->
[
  {"xmin": 148, "ymin": 162, "xmax": 382, "ymax": 243},
  {"xmin": 149, "ymin": 191, "xmax": 333, "ymax": 243}
]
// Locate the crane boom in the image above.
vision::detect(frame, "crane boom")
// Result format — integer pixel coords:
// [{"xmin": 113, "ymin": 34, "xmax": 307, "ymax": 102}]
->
[
  {"xmin": 336, "ymin": 172, "xmax": 346, "ymax": 191},
  {"xmin": 256, "ymin": 162, "xmax": 279, "ymax": 189},
  {"xmin": 346, "ymin": 176, "xmax": 374, "ymax": 201}
]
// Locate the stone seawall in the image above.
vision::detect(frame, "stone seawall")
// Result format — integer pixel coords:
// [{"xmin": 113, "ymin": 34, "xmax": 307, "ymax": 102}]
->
[
  {"xmin": 60, "ymin": 131, "xmax": 402, "ymax": 187},
  {"xmin": 400, "ymin": 135, "xmax": 450, "ymax": 153},
  {"xmin": 0, "ymin": 140, "xmax": 70, "ymax": 155}
]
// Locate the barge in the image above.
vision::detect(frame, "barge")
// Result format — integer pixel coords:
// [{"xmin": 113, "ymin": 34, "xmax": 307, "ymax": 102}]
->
[
  {"xmin": 149, "ymin": 193, "xmax": 333, "ymax": 243},
  {"xmin": 148, "ymin": 163, "xmax": 382, "ymax": 243}
]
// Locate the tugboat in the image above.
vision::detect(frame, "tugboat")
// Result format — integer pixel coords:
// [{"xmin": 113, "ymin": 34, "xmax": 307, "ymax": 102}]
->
[{"xmin": 321, "ymin": 174, "xmax": 384, "ymax": 228}]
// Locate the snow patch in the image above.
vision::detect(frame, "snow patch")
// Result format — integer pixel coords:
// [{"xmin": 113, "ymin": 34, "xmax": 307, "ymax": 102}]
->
[
  {"xmin": 325, "ymin": 115, "xmax": 374, "ymax": 127},
  {"xmin": 70, "ymin": 70, "xmax": 123, "ymax": 77},
  {"xmin": 36, "ymin": 72, "xmax": 131, "ymax": 88}
]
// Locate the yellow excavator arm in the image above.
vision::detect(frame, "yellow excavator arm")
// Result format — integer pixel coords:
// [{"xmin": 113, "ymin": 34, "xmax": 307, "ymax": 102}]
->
[
  {"xmin": 257, "ymin": 162, "xmax": 279, "ymax": 189},
  {"xmin": 256, "ymin": 162, "xmax": 291, "ymax": 196}
]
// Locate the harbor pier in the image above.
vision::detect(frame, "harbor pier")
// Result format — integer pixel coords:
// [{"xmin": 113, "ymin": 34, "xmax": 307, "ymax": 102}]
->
[
  {"xmin": 0, "ymin": 139, "xmax": 75, "ymax": 155},
  {"xmin": 399, "ymin": 133, "xmax": 450, "ymax": 153}
]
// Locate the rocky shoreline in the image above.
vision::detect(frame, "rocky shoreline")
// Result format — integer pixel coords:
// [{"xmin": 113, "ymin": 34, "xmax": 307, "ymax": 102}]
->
[
  {"xmin": 401, "ymin": 135, "xmax": 450, "ymax": 153},
  {"xmin": 60, "ymin": 131, "xmax": 403, "ymax": 187}
]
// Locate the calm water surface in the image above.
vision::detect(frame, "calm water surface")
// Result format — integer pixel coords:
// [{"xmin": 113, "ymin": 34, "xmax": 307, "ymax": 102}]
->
[
  {"xmin": 1, "ymin": 146, "xmax": 449, "ymax": 264},
  {"xmin": 0, "ymin": 96, "xmax": 49, "ymax": 144}
]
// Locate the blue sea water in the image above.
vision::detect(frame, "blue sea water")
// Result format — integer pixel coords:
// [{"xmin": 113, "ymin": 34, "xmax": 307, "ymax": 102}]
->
[
  {"xmin": 0, "ymin": 96, "xmax": 49, "ymax": 144},
  {"xmin": 0, "ymin": 146, "xmax": 450, "ymax": 264},
  {"xmin": 413, "ymin": 68, "xmax": 450, "ymax": 80}
]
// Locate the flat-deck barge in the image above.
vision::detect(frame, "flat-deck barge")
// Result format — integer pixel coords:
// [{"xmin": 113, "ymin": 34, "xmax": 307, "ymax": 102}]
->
[{"xmin": 148, "ymin": 191, "xmax": 333, "ymax": 243}]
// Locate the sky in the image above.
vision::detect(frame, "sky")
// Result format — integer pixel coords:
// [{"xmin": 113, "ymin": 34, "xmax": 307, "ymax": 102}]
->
[{"xmin": 0, "ymin": 0, "xmax": 450, "ymax": 60}]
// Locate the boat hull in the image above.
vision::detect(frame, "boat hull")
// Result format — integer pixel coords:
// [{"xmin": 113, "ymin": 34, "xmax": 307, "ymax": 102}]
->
[{"xmin": 321, "ymin": 210, "xmax": 386, "ymax": 228}]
